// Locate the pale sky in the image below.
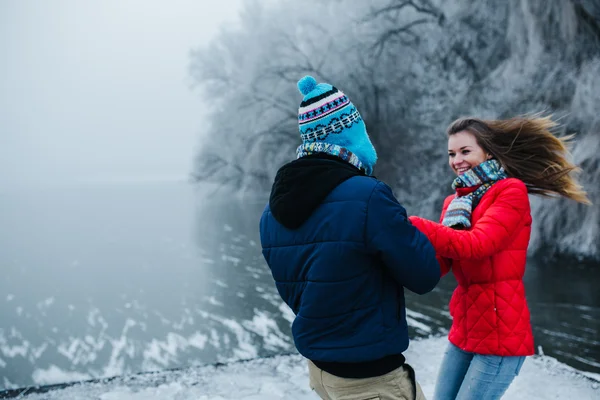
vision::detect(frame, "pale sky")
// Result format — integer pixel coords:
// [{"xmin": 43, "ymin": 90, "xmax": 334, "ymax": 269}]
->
[{"xmin": 0, "ymin": 0, "xmax": 242, "ymax": 186}]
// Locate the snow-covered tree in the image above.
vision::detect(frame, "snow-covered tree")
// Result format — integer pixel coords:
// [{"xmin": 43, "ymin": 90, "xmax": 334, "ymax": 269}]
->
[{"xmin": 189, "ymin": 0, "xmax": 600, "ymax": 260}]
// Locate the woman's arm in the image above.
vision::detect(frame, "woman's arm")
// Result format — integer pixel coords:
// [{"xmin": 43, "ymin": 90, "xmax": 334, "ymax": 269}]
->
[
  {"xmin": 435, "ymin": 195, "xmax": 453, "ymax": 276},
  {"xmin": 437, "ymin": 255, "xmax": 452, "ymax": 276},
  {"xmin": 409, "ymin": 180, "xmax": 530, "ymax": 260}
]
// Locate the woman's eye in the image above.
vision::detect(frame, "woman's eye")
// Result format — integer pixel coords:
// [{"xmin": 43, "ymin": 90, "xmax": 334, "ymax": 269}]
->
[{"xmin": 462, "ymin": 150, "xmax": 470, "ymax": 155}]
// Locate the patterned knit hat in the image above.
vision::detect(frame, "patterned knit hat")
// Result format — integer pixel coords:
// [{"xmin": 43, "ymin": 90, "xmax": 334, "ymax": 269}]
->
[{"xmin": 296, "ymin": 76, "xmax": 377, "ymax": 175}]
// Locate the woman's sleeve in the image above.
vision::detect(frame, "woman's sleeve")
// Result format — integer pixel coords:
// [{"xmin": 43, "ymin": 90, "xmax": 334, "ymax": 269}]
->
[
  {"xmin": 408, "ymin": 180, "xmax": 530, "ymax": 260},
  {"xmin": 435, "ymin": 196, "xmax": 453, "ymax": 276},
  {"xmin": 437, "ymin": 255, "xmax": 452, "ymax": 277}
]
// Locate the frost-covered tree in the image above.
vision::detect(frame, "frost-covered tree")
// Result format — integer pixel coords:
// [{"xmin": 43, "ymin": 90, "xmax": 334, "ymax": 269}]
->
[
  {"xmin": 189, "ymin": 0, "xmax": 600, "ymax": 260},
  {"xmin": 189, "ymin": 0, "xmax": 441, "ymax": 192}
]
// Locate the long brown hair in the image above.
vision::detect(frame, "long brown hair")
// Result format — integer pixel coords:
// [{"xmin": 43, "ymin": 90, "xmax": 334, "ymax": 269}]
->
[{"xmin": 447, "ymin": 115, "xmax": 591, "ymax": 204}]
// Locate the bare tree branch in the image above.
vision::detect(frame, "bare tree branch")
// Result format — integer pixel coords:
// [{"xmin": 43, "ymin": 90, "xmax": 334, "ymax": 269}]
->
[
  {"xmin": 365, "ymin": 1, "xmax": 413, "ymax": 21},
  {"xmin": 370, "ymin": 18, "xmax": 430, "ymax": 56},
  {"xmin": 451, "ymin": 43, "xmax": 481, "ymax": 82},
  {"xmin": 364, "ymin": 0, "xmax": 443, "ymax": 23}
]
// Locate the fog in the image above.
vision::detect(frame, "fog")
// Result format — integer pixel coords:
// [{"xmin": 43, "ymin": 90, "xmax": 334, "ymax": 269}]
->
[
  {"xmin": 0, "ymin": 0, "xmax": 241, "ymax": 187},
  {"xmin": 0, "ymin": 1, "xmax": 599, "ymax": 393}
]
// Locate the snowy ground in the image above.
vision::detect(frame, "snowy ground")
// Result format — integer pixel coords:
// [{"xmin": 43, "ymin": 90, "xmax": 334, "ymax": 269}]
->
[{"xmin": 9, "ymin": 336, "xmax": 598, "ymax": 400}]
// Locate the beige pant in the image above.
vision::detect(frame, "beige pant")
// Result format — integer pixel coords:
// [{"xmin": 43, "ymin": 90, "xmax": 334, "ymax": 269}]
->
[{"xmin": 308, "ymin": 360, "xmax": 426, "ymax": 400}]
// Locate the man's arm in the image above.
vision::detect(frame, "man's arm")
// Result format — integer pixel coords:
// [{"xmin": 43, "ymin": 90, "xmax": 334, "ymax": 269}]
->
[{"xmin": 365, "ymin": 182, "xmax": 441, "ymax": 294}]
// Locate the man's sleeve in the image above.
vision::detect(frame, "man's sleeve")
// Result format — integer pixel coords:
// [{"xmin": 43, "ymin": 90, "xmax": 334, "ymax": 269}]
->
[{"xmin": 365, "ymin": 182, "xmax": 441, "ymax": 294}]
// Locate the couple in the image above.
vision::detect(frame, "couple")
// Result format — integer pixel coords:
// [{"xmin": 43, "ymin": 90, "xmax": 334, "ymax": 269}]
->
[{"xmin": 259, "ymin": 76, "xmax": 589, "ymax": 400}]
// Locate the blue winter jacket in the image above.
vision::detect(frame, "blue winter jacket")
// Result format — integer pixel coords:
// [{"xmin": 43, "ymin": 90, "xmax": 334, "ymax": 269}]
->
[{"xmin": 259, "ymin": 155, "xmax": 440, "ymax": 365}]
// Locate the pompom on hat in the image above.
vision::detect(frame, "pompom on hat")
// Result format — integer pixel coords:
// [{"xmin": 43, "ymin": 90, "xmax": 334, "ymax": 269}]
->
[{"xmin": 296, "ymin": 75, "xmax": 377, "ymax": 175}]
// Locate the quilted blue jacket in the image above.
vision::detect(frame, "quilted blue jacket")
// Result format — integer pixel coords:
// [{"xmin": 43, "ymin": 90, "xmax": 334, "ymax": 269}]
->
[{"xmin": 259, "ymin": 155, "xmax": 440, "ymax": 364}]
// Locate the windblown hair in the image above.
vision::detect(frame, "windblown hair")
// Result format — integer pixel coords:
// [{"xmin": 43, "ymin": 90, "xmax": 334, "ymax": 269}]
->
[{"xmin": 447, "ymin": 115, "xmax": 590, "ymax": 204}]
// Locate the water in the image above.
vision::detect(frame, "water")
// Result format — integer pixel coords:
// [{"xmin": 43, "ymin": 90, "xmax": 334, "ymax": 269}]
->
[{"xmin": 0, "ymin": 180, "xmax": 598, "ymax": 390}]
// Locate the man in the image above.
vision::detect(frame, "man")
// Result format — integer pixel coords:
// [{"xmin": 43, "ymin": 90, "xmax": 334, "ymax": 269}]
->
[{"xmin": 259, "ymin": 76, "xmax": 440, "ymax": 400}]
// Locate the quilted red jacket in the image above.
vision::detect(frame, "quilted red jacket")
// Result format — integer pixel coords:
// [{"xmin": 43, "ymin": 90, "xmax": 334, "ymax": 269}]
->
[{"xmin": 409, "ymin": 178, "xmax": 534, "ymax": 356}]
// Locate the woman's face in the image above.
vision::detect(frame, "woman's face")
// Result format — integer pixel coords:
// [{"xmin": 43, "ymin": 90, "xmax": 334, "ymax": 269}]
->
[{"xmin": 448, "ymin": 130, "xmax": 490, "ymax": 175}]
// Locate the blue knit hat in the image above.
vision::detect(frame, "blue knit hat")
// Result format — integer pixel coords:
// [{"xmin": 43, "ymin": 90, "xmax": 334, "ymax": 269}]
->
[{"xmin": 296, "ymin": 76, "xmax": 377, "ymax": 175}]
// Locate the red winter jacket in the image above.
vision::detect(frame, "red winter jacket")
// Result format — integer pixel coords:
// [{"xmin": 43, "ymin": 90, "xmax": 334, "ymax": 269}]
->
[{"xmin": 409, "ymin": 178, "xmax": 534, "ymax": 356}]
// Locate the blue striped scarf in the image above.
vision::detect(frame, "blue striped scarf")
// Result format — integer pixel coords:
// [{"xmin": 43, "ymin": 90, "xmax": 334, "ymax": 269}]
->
[
  {"xmin": 296, "ymin": 142, "xmax": 368, "ymax": 174},
  {"xmin": 442, "ymin": 159, "xmax": 507, "ymax": 229}
]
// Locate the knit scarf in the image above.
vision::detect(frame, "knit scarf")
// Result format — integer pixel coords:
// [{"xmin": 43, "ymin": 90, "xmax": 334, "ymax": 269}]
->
[
  {"xmin": 442, "ymin": 159, "xmax": 507, "ymax": 229},
  {"xmin": 296, "ymin": 142, "xmax": 369, "ymax": 175}
]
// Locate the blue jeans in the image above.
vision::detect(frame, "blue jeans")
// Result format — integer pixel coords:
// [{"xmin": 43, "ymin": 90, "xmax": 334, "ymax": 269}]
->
[{"xmin": 433, "ymin": 342, "xmax": 526, "ymax": 400}]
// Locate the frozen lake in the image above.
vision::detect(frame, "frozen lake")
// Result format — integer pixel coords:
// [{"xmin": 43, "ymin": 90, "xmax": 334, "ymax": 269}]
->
[{"xmin": 0, "ymin": 180, "xmax": 598, "ymax": 391}]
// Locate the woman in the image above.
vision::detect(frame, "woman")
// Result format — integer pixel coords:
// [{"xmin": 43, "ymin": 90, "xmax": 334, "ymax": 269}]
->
[{"xmin": 409, "ymin": 116, "xmax": 590, "ymax": 400}]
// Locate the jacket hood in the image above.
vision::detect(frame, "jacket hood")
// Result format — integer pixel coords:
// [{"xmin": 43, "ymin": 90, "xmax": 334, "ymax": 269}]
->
[{"xmin": 269, "ymin": 154, "xmax": 365, "ymax": 229}]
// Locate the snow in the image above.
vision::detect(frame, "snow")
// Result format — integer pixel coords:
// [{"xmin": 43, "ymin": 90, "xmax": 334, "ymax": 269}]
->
[
  {"xmin": 31, "ymin": 366, "xmax": 90, "ymax": 387},
  {"xmin": 16, "ymin": 336, "xmax": 599, "ymax": 399}
]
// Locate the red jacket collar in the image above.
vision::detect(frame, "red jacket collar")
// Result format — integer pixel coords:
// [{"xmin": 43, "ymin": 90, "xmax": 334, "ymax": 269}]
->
[{"xmin": 456, "ymin": 185, "xmax": 480, "ymax": 197}]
